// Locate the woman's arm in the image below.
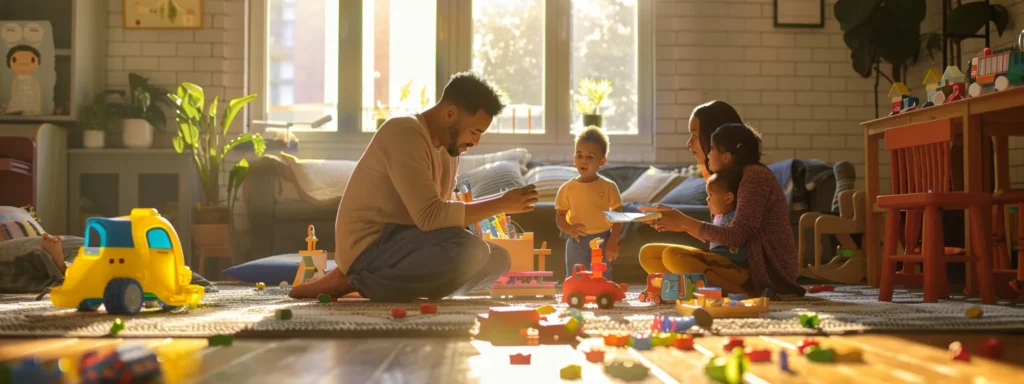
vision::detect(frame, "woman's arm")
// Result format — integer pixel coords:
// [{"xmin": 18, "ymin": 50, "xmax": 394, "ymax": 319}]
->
[{"xmin": 697, "ymin": 165, "xmax": 773, "ymax": 247}]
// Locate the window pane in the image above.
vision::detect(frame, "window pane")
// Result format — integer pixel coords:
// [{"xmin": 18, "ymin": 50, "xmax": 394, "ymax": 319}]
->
[
  {"xmin": 472, "ymin": 0, "xmax": 545, "ymax": 135},
  {"xmin": 266, "ymin": 0, "xmax": 338, "ymax": 131},
  {"xmin": 361, "ymin": 0, "xmax": 437, "ymax": 132},
  {"xmin": 570, "ymin": 0, "xmax": 638, "ymax": 135}
]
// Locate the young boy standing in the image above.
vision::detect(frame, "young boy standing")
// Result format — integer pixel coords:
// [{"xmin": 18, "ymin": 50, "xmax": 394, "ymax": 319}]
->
[{"xmin": 555, "ymin": 127, "xmax": 623, "ymax": 280}]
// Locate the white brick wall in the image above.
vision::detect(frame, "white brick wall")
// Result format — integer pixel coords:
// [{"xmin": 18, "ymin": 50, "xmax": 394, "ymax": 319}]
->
[{"xmin": 106, "ymin": 0, "xmax": 247, "ymax": 134}]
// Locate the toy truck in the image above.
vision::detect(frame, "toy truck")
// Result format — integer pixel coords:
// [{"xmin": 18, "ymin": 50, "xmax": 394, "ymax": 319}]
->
[
  {"xmin": 78, "ymin": 343, "xmax": 161, "ymax": 384},
  {"xmin": 50, "ymin": 208, "xmax": 205, "ymax": 315},
  {"xmin": 562, "ymin": 263, "xmax": 628, "ymax": 309},
  {"xmin": 490, "ymin": 271, "xmax": 556, "ymax": 298},
  {"xmin": 968, "ymin": 47, "xmax": 1024, "ymax": 97},
  {"xmin": 637, "ymin": 272, "xmax": 709, "ymax": 304},
  {"xmin": 471, "ymin": 307, "xmax": 582, "ymax": 346}
]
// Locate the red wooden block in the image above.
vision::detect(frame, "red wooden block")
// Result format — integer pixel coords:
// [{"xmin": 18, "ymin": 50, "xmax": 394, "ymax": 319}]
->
[
  {"xmin": 584, "ymin": 348, "xmax": 605, "ymax": 363},
  {"xmin": 976, "ymin": 337, "xmax": 1004, "ymax": 360},
  {"xmin": 722, "ymin": 337, "xmax": 744, "ymax": 353},
  {"xmin": 796, "ymin": 339, "xmax": 820, "ymax": 355},
  {"xmin": 808, "ymin": 285, "xmax": 834, "ymax": 293},
  {"xmin": 509, "ymin": 353, "xmax": 531, "ymax": 365},
  {"xmin": 673, "ymin": 334, "xmax": 694, "ymax": 350},
  {"xmin": 419, "ymin": 304, "xmax": 438, "ymax": 314},
  {"xmin": 745, "ymin": 348, "xmax": 771, "ymax": 362},
  {"xmin": 391, "ymin": 308, "xmax": 407, "ymax": 318}
]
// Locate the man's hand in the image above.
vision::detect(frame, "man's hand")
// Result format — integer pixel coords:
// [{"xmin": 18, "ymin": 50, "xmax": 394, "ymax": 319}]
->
[
  {"xmin": 499, "ymin": 184, "xmax": 539, "ymax": 214},
  {"xmin": 569, "ymin": 223, "xmax": 587, "ymax": 242},
  {"xmin": 605, "ymin": 238, "xmax": 620, "ymax": 262}
]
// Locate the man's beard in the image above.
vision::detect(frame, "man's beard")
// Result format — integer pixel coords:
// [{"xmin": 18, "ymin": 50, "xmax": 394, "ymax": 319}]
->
[{"xmin": 445, "ymin": 121, "xmax": 463, "ymax": 157}]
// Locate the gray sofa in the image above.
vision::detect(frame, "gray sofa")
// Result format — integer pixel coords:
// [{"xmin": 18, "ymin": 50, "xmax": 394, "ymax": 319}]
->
[{"xmin": 242, "ymin": 154, "xmax": 844, "ymax": 283}]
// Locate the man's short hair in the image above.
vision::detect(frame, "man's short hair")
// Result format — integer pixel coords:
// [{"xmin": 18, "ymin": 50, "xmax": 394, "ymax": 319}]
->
[
  {"xmin": 440, "ymin": 71, "xmax": 506, "ymax": 117},
  {"xmin": 575, "ymin": 126, "xmax": 609, "ymax": 156}
]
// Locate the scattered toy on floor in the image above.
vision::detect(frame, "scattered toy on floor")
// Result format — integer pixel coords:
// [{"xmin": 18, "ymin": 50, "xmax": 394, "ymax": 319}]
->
[
  {"xmin": 279, "ymin": 281, "xmax": 289, "ymax": 289},
  {"xmin": 604, "ymin": 333, "xmax": 630, "ymax": 347},
  {"xmin": 630, "ymin": 333, "xmax": 653, "ymax": 350},
  {"xmin": 725, "ymin": 347, "xmax": 750, "ymax": 384},
  {"xmin": 275, "ymin": 309, "xmax": 293, "ymax": 320},
  {"xmin": 472, "ymin": 307, "xmax": 583, "ymax": 346},
  {"xmin": 585, "ymin": 348, "xmax": 605, "ymax": 363},
  {"xmin": 79, "ymin": 343, "xmax": 160, "ymax": 384},
  {"xmin": 391, "ymin": 308, "xmax": 407, "ymax": 318},
  {"xmin": 605, "ymin": 360, "xmax": 649, "ymax": 381},
  {"xmin": 509, "ymin": 353, "xmax": 531, "ymax": 365},
  {"xmin": 835, "ymin": 347, "xmax": 863, "ymax": 363},
  {"xmin": 256, "ymin": 282, "xmax": 265, "ymax": 290},
  {"xmin": 950, "ymin": 341, "xmax": 970, "ymax": 362},
  {"xmin": 779, "ymin": 350, "xmax": 789, "ymax": 371},
  {"xmin": 317, "ymin": 294, "xmax": 331, "ymax": 303},
  {"xmin": 745, "ymin": 348, "xmax": 771, "ymax": 362},
  {"xmin": 109, "ymin": 318, "xmax": 125, "ymax": 336},
  {"xmin": 524, "ymin": 328, "xmax": 539, "ymax": 346},
  {"xmin": 208, "ymin": 334, "xmax": 233, "ymax": 347},
  {"xmin": 560, "ymin": 364, "xmax": 582, "ymax": 380},
  {"xmin": 799, "ymin": 312, "xmax": 820, "ymax": 328},
  {"xmin": 653, "ymin": 332, "xmax": 679, "ymax": 347},
  {"xmin": 562, "ymin": 239, "xmax": 629, "ymax": 309},
  {"xmin": 536, "ymin": 305, "xmax": 556, "ymax": 315},
  {"xmin": 805, "ymin": 346, "xmax": 835, "ymax": 363},
  {"xmin": 673, "ymin": 334, "xmax": 695, "ymax": 350},
  {"xmin": 976, "ymin": 337, "xmax": 1004, "ymax": 360},
  {"xmin": 722, "ymin": 337, "xmax": 744, "ymax": 353},
  {"xmin": 965, "ymin": 306, "xmax": 984, "ymax": 319},
  {"xmin": 807, "ymin": 285, "xmax": 834, "ymax": 293},
  {"xmin": 796, "ymin": 338, "xmax": 820, "ymax": 355},
  {"xmin": 419, "ymin": 304, "xmax": 437, "ymax": 314}
]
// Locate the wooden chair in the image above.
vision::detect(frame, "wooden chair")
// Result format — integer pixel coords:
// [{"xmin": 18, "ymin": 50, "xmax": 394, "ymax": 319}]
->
[
  {"xmin": 878, "ymin": 119, "xmax": 996, "ymax": 304},
  {"xmin": 798, "ymin": 190, "xmax": 870, "ymax": 284},
  {"xmin": 988, "ymin": 191, "xmax": 1024, "ymax": 298}
]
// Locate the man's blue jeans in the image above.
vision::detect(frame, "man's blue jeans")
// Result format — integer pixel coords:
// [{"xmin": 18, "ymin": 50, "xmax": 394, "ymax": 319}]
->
[
  {"xmin": 564, "ymin": 230, "xmax": 612, "ymax": 281},
  {"xmin": 347, "ymin": 224, "xmax": 511, "ymax": 302}
]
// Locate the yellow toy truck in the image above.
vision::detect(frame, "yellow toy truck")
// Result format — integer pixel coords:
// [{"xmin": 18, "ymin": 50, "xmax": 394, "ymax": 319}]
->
[{"xmin": 50, "ymin": 208, "xmax": 205, "ymax": 315}]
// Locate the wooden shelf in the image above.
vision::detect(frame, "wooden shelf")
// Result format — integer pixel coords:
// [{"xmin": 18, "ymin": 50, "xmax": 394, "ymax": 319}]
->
[{"xmin": 0, "ymin": 115, "xmax": 76, "ymax": 123}]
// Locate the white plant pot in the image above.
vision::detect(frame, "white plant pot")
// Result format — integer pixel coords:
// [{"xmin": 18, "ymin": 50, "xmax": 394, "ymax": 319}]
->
[
  {"xmin": 122, "ymin": 118, "xmax": 154, "ymax": 149},
  {"xmin": 83, "ymin": 130, "xmax": 105, "ymax": 149}
]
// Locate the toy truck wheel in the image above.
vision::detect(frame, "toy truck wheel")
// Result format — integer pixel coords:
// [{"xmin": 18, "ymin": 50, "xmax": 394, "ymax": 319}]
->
[
  {"xmin": 968, "ymin": 82, "xmax": 983, "ymax": 97},
  {"xmin": 638, "ymin": 292, "xmax": 648, "ymax": 302},
  {"xmin": 77, "ymin": 300, "xmax": 101, "ymax": 312},
  {"xmin": 995, "ymin": 76, "xmax": 1009, "ymax": 92},
  {"xmin": 567, "ymin": 292, "xmax": 585, "ymax": 308},
  {"xmin": 103, "ymin": 278, "xmax": 144, "ymax": 316},
  {"xmin": 652, "ymin": 295, "xmax": 662, "ymax": 305},
  {"xmin": 596, "ymin": 293, "xmax": 615, "ymax": 309}
]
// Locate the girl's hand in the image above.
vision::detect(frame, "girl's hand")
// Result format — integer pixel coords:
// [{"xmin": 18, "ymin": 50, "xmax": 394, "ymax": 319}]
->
[{"xmin": 639, "ymin": 204, "xmax": 690, "ymax": 233}]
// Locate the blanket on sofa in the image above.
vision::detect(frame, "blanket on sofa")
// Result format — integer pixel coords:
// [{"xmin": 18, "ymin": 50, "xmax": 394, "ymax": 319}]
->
[{"xmin": 247, "ymin": 153, "xmax": 357, "ymax": 207}]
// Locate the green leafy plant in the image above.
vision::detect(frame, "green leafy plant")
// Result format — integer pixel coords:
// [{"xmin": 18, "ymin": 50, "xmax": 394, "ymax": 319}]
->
[
  {"xmin": 420, "ymin": 85, "xmax": 430, "ymax": 109},
  {"xmin": 573, "ymin": 78, "xmax": 613, "ymax": 115},
  {"xmin": 104, "ymin": 73, "xmax": 174, "ymax": 131},
  {"xmin": 168, "ymin": 82, "xmax": 265, "ymax": 214},
  {"xmin": 373, "ymin": 100, "xmax": 389, "ymax": 120},
  {"xmin": 834, "ymin": 0, "xmax": 1009, "ymax": 117},
  {"xmin": 78, "ymin": 93, "xmax": 115, "ymax": 132},
  {"xmin": 399, "ymin": 80, "xmax": 414, "ymax": 106}
]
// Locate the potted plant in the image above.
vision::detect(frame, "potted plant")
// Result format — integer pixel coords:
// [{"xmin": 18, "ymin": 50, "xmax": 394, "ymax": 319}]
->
[
  {"xmin": 420, "ymin": 85, "xmax": 431, "ymax": 109},
  {"xmin": 374, "ymin": 100, "xmax": 388, "ymax": 129},
  {"xmin": 106, "ymin": 73, "xmax": 174, "ymax": 149},
  {"xmin": 168, "ymin": 82, "xmax": 265, "ymax": 253},
  {"xmin": 78, "ymin": 93, "xmax": 115, "ymax": 149},
  {"xmin": 573, "ymin": 78, "xmax": 613, "ymax": 128}
]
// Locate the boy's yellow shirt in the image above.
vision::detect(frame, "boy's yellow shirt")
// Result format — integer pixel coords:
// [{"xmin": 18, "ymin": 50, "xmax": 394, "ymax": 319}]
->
[{"xmin": 555, "ymin": 176, "xmax": 623, "ymax": 235}]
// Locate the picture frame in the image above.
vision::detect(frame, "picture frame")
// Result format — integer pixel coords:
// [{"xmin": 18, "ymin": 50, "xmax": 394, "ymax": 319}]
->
[
  {"xmin": 774, "ymin": 0, "xmax": 825, "ymax": 28},
  {"xmin": 122, "ymin": 0, "xmax": 204, "ymax": 29}
]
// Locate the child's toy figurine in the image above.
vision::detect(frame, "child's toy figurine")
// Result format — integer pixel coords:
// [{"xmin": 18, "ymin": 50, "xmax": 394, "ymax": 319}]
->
[
  {"xmin": 555, "ymin": 126, "xmax": 623, "ymax": 280},
  {"xmin": 5, "ymin": 44, "xmax": 42, "ymax": 115},
  {"xmin": 703, "ymin": 168, "xmax": 747, "ymax": 268}
]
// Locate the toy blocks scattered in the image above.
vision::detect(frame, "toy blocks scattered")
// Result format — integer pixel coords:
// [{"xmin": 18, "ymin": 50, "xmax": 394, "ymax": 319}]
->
[
  {"xmin": 745, "ymin": 348, "xmax": 771, "ymax": 362},
  {"xmin": 965, "ymin": 306, "xmax": 984, "ymax": 319},
  {"xmin": 799, "ymin": 312, "xmax": 820, "ymax": 328},
  {"xmin": 722, "ymin": 337, "xmax": 744, "ymax": 353},
  {"xmin": 584, "ymin": 348, "xmax": 606, "ymax": 363},
  {"xmin": 796, "ymin": 338, "xmax": 820, "ymax": 355},
  {"xmin": 605, "ymin": 360, "xmax": 649, "ymax": 381},
  {"xmin": 805, "ymin": 346, "xmax": 835, "ymax": 363},
  {"xmin": 317, "ymin": 294, "xmax": 331, "ymax": 303},
  {"xmin": 391, "ymin": 308, "xmax": 407, "ymax": 318},
  {"xmin": 256, "ymin": 282, "xmax": 265, "ymax": 290},
  {"xmin": 509, "ymin": 353, "xmax": 531, "ymax": 365},
  {"xmin": 673, "ymin": 334, "xmax": 695, "ymax": 350},
  {"xmin": 630, "ymin": 333, "xmax": 653, "ymax": 350},
  {"xmin": 419, "ymin": 304, "xmax": 437, "ymax": 314},
  {"xmin": 208, "ymin": 334, "xmax": 233, "ymax": 347},
  {"xmin": 109, "ymin": 318, "xmax": 125, "ymax": 336},
  {"xmin": 603, "ymin": 333, "xmax": 630, "ymax": 347},
  {"xmin": 559, "ymin": 364, "xmax": 582, "ymax": 380},
  {"xmin": 275, "ymin": 309, "xmax": 293, "ymax": 320}
]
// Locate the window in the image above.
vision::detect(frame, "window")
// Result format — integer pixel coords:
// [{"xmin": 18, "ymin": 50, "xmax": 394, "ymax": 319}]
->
[
  {"xmin": 146, "ymin": 229, "xmax": 173, "ymax": 250},
  {"xmin": 250, "ymin": 0, "xmax": 652, "ymax": 144}
]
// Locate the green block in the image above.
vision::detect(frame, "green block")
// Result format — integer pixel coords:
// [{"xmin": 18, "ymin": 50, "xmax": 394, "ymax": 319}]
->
[
  {"xmin": 208, "ymin": 334, "xmax": 234, "ymax": 346},
  {"xmin": 799, "ymin": 312, "xmax": 820, "ymax": 328},
  {"xmin": 275, "ymin": 309, "xmax": 293, "ymax": 320},
  {"xmin": 109, "ymin": 318, "xmax": 125, "ymax": 336},
  {"xmin": 805, "ymin": 346, "xmax": 835, "ymax": 363},
  {"xmin": 725, "ymin": 347, "xmax": 749, "ymax": 384},
  {"xmin": 317, "ymin": 293, "xmax": 331, "ymax": 303},
  {"xmin": 704, "ymin": 356, "xmax": 728, "ymax": 383}
]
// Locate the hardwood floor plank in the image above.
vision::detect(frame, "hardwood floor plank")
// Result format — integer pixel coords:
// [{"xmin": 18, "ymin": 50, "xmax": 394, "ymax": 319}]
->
[
  {"xmin": 837, "ymin": 335, "xmax": 1023, "ymax": 384},
  {"xmin": 190, "ymin": 340, "xmax": 283, "ymax": 383}
]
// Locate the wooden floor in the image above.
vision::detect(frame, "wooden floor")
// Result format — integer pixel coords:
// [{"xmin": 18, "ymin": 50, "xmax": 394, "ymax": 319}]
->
[{"xmin": 2, "ymin": 333, "xmax": 1023, "ymax": 383}]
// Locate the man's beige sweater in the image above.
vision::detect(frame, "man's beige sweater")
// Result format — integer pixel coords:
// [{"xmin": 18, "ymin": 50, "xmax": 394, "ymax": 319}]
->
[{"xmin": 333, "ymin": 115, "xmax": 466, "ymax": 274}]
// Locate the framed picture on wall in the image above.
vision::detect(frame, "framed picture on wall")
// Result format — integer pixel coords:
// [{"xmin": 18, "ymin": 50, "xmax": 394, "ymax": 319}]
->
[
  {"xmin": 123, "ymin": 0, "xmax": 204, "ymax": 29},
  {"xmin": 774, "ymin": 0, "xmax": 825, "ymax": 28}
]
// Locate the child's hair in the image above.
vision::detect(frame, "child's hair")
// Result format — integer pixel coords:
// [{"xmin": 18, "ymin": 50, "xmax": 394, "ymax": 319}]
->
[
  {"xmin": 707, "ymin": 166, "xmax": 743, "ymax": 197},
  {"xmin": 6, "ymin": 45, "xmax": 41, "ymax": 68},
  {"xmin": 575, "ymin": 125, "xmax": 609, "ymax": 156},
  {"xmin": 710, "ymin": 123, "xmax": 763, "ymax": 168}
]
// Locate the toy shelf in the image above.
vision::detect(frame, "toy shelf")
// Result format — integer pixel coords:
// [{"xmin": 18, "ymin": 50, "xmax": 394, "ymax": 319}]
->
[{"xmin": 0, "ymin": 136, "xmax": 35, "ymax": 208}]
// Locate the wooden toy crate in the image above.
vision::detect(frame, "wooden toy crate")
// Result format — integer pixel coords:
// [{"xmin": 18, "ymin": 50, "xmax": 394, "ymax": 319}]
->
[{"xmin": 482, "ymin": 232, "xmax": 550, "ymax": 273}]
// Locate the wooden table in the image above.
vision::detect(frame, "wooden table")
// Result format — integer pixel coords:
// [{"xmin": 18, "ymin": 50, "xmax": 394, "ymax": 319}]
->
[{"xmin": 861, "ymin": 86, "xmax": 1024, "ymax": 287}]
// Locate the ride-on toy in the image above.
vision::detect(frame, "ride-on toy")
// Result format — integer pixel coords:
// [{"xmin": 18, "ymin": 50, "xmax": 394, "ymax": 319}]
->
[
  {"xmin": 50, "ymin": 208, "xmax": 205, "ymax": 315},
  {"xmin": 561, "ymin": 238, "xmax": 628, "ymax": 309}
]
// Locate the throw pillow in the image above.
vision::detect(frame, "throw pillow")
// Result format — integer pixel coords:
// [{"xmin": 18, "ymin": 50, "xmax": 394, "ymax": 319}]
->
[
  {"xmin": 525, "ymin": 165, "xmax": 579, "ymax": 202},
  {"xmin": 0, "ymin": 206, "xmax": 44, "ymax": 241},
  {"xmin": 457, "ymin": 160, "xmax": 527, "ymax": 199},
  {"xmin": 658, "ymin": 175, "xmax": 708, "ymax": 205},
  {"xmin": 459, "ymin": 148, "xmax": 532, "ymax": 175},
  {"xmin": 620, "ymin": 167, "xmax": 684, "ymax": 203},
  {"xmin": 223, "ymin": 254, "xmax": 339, "ymax": 285}
]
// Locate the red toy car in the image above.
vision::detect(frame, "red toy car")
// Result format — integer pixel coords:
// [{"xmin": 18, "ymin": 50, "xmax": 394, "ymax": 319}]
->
[{"xmin": 562, "ymin": 263, "xmax": 628, "ymax": 309}]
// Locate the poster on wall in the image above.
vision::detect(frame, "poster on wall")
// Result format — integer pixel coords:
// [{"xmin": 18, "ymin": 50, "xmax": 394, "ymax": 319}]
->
[
  {"xmin": 123, "ymin": 0, "xmax": 204, "ymax": 29},
  {"xmin": 0, "ymin": 21, "xmax": 56, "ymax": 116},
  {"xmin": 774, "ymin": 0, "xmax": 825, "ymax": 28}
]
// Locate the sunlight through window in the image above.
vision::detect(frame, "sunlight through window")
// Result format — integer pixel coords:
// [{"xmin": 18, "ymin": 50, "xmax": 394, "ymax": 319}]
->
[
  {"xmin": 266, "ymin": 0, "xmax": 339, "ymax": 131},
  {"xmin": 571, "ymin": 0, "xmax": 638, "ymax": 135}
]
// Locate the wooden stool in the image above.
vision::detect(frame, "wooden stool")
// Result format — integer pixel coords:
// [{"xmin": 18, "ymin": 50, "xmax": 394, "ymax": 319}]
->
[{"xmin": 195, "ymin": 245, "xmax": 232, "ymax": 280}]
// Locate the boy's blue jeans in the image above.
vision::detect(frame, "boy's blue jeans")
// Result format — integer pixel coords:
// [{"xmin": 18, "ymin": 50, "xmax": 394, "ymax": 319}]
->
[{"xmin": 564, "ymin": 230, "xmax": 612, "ymax": 281}]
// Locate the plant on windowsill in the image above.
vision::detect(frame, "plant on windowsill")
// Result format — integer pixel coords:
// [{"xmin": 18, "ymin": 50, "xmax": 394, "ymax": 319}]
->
[
  {"xmin": 573, "ymin": 78, "xmax": 613, "ymax": 128},
  {"xmin": 168, "ymin": 81, "xmax": 265, "ymax": 258},
  {"xmin": 105, "ymin": 73, "xmax": 175, "ymax": 149},
  {"xmin": 374, "ymin": 100, "xmax": 389, "ymax": 129},
  {"xmin": 77, "ymin": 92, "xmax": 116, "ymax": 149}
]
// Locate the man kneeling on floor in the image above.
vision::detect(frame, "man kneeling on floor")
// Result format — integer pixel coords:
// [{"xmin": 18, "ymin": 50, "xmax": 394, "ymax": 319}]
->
[{"xmin": 289, "ymin": 72, "xmax": 539, "ymax": 302}]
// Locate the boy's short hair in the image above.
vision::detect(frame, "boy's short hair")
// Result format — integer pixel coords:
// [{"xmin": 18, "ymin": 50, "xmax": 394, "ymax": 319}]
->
[
  {"xmin": 440, "ymin": 71, "xmax": 506, "ymax": 117},
  {"xmin": 575, "ymin": 126, "xmax": 609, "ymax": 156},
  {"xmin": 707, "ymin": 167, "xmax": 743, "ymax": 196}
]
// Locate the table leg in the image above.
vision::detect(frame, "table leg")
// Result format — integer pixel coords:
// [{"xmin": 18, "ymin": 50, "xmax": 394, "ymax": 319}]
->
[
  {"xmin": 963, "ymin": 115, "xmax": 984, "ymax": 296},
  {"xmin": 865, "ymin": 132, "xmax": 881, "ymax": 287}
]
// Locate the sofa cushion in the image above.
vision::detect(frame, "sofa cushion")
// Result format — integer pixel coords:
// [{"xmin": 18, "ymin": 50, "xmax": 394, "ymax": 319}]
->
[
  {"xmin": 525, "ymin": 165, "xmax": 579, "ymax": 202},
  {"xmin": 620, "ymin": 167, "xmax": 683, "ymax": 203},
  {"xmin": 457, "ymin": 160, "xmax": 527, "ymax": 199},
  {"xmin": 223, "ymin": 254, "xmax": 338, "ymax": 285},
  {"xmin": 658, "ymin": 175, "xmax": 708, "ymax": 206},
  {"xmin": 459, "ymin": 148, "xmax": 531, "ymax": 175},
  {"xmin": 0, "ymin": 206, "xmax": 44, "ymax": 241}
]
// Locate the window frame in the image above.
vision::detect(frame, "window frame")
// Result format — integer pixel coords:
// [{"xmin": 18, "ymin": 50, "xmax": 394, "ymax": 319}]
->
[{"xmin": 247, "ymin": 0, "xmax": 654, "ymax": 148}]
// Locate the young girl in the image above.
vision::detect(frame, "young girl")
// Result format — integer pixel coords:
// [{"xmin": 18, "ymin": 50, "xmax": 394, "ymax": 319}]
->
[
  {"xmin": 703, "ymin": 167, "xmax": 746, "ymax": 268},
  {"xmin": 555, "ymin": 126, "xmax": 624, "ymax": 280}
]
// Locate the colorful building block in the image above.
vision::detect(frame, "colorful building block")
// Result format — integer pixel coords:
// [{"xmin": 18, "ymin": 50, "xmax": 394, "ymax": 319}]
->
[
  {"xmin": 652, "ymin": 332, "xmax": 678, "ymax": 347},
  {"xmin": 208, "ymin": 335, "xmax": 233, "ymax": 346},
  {"xmin": 799, "ymin": 312, "xmax": 820, "ymax": 328},
  {"xmin": 976, "ymin": 337, "xmax": 1004, "ymax": 360},
  {"xmin": 584, "ymin": 348, "xmax": 605, "ymax": 363},
  {"xmin": 722, "ymin": 337, "xmax": 744, "ymax": 353},
  {"xmin": 391, "ymin": 308, "xmax": 407, "ymax": 318},
  {"xmin": 630, "ymin": 333, "xmax": 653, "ymax": 350},
  {"xmin": 275, "ymin": 309, "xmax": 293, "ymax": 320},
  {"xmin": 109, "ymin": 318, "xmax": 125, "ymax": 336},
  {"xmin": 560, "ymin": 364, "xmax": 582, "ymax": 380},
  {"xmin": 779, "ymin": 350, "xmax": 789, "ymax": 371},
  {"xmin": 536, "ymin": 305, "xmax": 556, "ymax": 315},
  {"xmin": 796, "ymin": 338, "xmax": 820, "ymax": 355},
  {"xmin": 950, "ymin": 342, "xmax": 971, "ymax": 362},
  {"xmin": 805, "ymin": 346, "xmax": 835, "ymax": 363},
  {"xmin": 419, "ymin": 304, "xmax": 437, "ymax": 314},
  {"xmin": 965, "ymin": 306, "xmax": 984, "ymax": 319},
  {"xmin": 745, "ymin": 348, "xmax": 771, "ymax": 362},
  {"xmin": 673, "ymin": 334, "xmax": 695, "ymax": 350},
  {"xmin": 317, "ymin": 294, "xmax": 331, "ymax": 303},
  {"xmin": 256, "ymin": 282, "xmax": 265, "ymax": 290},
  {"xmin": 605, "ymin": 360, "xmax": 649, "ymax": 381},
  {"xmin": 509, "ymin": 353, "xmax": 531, "ymax": 365}
]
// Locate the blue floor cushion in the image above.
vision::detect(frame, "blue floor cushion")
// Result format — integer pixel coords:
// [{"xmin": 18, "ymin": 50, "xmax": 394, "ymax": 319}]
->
[{"xmin": 223, "ymin": 254, "xmax": 337, "ymax": 285}]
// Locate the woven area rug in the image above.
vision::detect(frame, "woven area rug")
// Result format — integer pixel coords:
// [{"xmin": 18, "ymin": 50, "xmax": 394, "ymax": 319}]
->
[{"xmin": 1, "ymin": 284, "xmax": 1023, "ymax": 338}]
